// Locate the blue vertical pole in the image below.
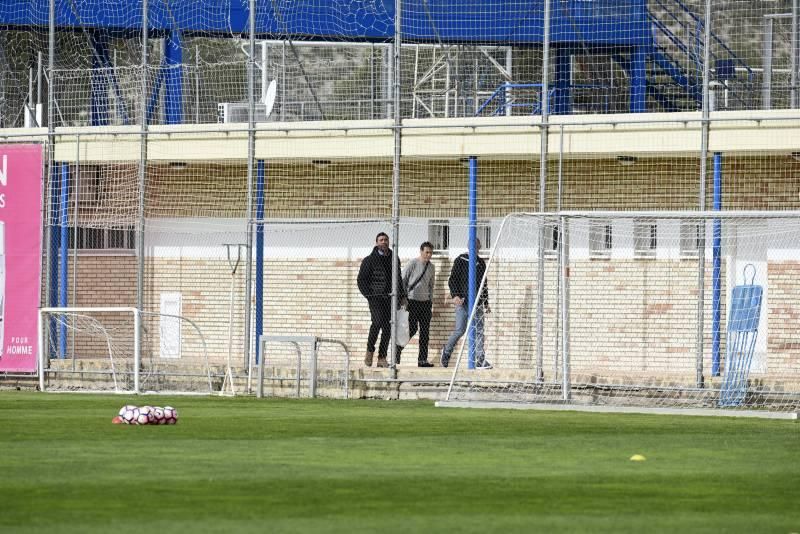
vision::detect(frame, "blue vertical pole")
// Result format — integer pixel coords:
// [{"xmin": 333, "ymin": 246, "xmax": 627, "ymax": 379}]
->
[
  {"xmin": 553, "ymin": 46, "xmax": 572, "ymax": 115},
  {"xmin": 630, "ymin": 46, "xmax": 647, "ymax": 113},
  {"xmin": 48, "ymin": 165, "xmax": 60, "ymax": 359},
  {"xmin": 468, "ymin": 156, "xmax": 478, "ymax": 370},
  {"xmin": 59, "ymin": 163, "xmax": 69, "ymax": 359},
  {"xmin": 255, "ymin": 160, "xmax": 265, "ymax": 364},
  {"xmin": 90, "ymin": 31, "xmax": 110, "ymax": 126},
  {"xmin": 712, "ymin": 152, "xmax": 722, "ymax": 376},
  {"xmin": 164, "ymin": 29, "xmax": 183, "ymax": 125}
]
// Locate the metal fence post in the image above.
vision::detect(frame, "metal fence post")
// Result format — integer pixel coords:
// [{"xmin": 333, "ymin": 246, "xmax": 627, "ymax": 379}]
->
[
  {"xmin": 134, "ymin": 308, "xmax": 141, "ymax": 394},
  {"xmin": 560, "ymin": 215, "xmax": 570, "ymax": 402},
  {"xmin": 389, "ymin": 0, "xmax": 402, "ymax": 378},
  {"xmin": 310, "ymin": 339, "xmax": 318, "ymax": 398},
  {"xmin": 695, "ymin": 0, "xmax": 713, "ymax": 389},
  {"xmin": 135, "ymin": 0, "xmax": 149, "ymax": 389},
  {"xmin": 243, "ymin": 0, "xmax": 257, "ymax": 389},
  {"xmin": 536, "ymin": 0, "xmax": 552, "ymax": 383}
]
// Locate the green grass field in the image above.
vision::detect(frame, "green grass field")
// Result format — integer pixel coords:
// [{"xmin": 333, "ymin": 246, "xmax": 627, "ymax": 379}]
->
[{"xmin": 0, "ymin": 392, "xmax": 798, "ymax": 533}]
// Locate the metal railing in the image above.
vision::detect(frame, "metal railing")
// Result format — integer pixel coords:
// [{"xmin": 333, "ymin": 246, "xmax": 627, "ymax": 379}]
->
[{"xmin": 257, "ymin": 335, "xmax": 351, "ymax": 399}]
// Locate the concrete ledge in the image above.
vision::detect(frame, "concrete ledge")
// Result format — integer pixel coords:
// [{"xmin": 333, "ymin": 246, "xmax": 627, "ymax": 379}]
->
[{"xmin": 21, "ymin": 109, "xmax": 800, "ymax": 162}]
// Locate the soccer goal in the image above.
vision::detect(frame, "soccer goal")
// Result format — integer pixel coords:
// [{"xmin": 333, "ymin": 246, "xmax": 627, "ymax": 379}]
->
[
  {"xmin": 39, "ymin": 307, "xmax": 212, "ymax": 395},
  {"xmin": 440, "ymin": 211, "xmax": 800, "ymax": 418}
]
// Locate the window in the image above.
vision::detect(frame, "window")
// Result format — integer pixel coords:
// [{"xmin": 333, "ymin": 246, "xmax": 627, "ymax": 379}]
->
[
  {"xmin": 68, "ymin": 227, "xmax": 136, "ymax": 252},
  {"xmin": 680, "ymin": 221, "xmax": 701, "ymax": 258},
  {"xmin": 589, "ymin": 219, "xmax": 612, "ymax": 258},
  {"xmin": 634, "ymin": 220, "xmax": 657, "ymax": 258},
  {"xmin": 477, "ymin": 220, "xmax": 492, "ymax": 251},
  {"xmin": 428, "ymin": 220, "xmax": 449, "ymax": 253},
  {"xmin": 543, "ymin": 222, "xmax": 560, "ymax": 257}
]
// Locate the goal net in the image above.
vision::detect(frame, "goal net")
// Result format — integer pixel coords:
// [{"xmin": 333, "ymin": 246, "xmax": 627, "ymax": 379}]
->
[
  {"xmin": 442, "ymin": 212, "xmax": 800, "ymax": 415},
  {"xmin": 39, "ymin": 307, "xmax": 212, "ymax": 394}
]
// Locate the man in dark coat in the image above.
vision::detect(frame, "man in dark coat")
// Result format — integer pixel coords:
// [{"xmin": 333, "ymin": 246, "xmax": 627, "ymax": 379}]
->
[
  {"xmin": 440, "ymin": 239, "xmax": 491, "ymax": 369},
  {"xmin": 357, "ymin": 232, "xmax": 405, "ymax": 367}
]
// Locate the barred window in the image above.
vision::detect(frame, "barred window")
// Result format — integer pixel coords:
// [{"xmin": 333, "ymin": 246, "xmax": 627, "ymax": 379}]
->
[
  {"xmin": 543, "ymin": 222, "xmax": 560, "ymax": 257},
  {"xmin": 634, "ymin": 220, "xmax": 657, "ymax": 258},
  {"xmin": 68, "ymin": 227, "xmax": 136, "ymax": 252},
  {"xmin": 589, "ymin": 219, "xmax": 612, "ymax": 258},
  {"xmin": 680, "ymin": 221, "xmax": 701, "ymax": 258},
  {"xmin": 428, "ymin": 220, "xmax": 449, "ymax": 253},
  {"xmin": 477, "ymin": 220, "xmax": 492, "ymax": 251}
]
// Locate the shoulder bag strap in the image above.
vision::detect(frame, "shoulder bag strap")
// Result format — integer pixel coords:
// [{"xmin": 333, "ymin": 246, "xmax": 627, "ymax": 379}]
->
[{"xmin": 407, "ymin": 261, "xmax": 430, "ymax": 293}]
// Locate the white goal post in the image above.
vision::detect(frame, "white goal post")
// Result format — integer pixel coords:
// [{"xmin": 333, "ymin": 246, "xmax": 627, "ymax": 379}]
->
[{"xmin": 441, "ymin": 210, "xmax": 800, "ymax": 418}]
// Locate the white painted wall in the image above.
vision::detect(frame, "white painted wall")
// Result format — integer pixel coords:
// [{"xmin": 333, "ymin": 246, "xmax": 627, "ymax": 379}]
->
[
  {"xmin": 144, "ymin": 217, "xmax": 505, "ymax": 261},
  {"xmin": 144, "ymin": 216, "xmax": 786, "ymax": 266}
]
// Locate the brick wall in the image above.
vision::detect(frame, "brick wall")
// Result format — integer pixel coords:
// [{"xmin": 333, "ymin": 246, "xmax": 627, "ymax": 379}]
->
[
  {"xmin": 43, "ymin": 255, "xmax": 137, "ymax": 362},
  {"xmin": 567, "ymin": 259, "xmax": 725, "ymax": 377},
  {"xmin": 52, "ymin": 155, "xmax": 800, "ymax": 384},
  {"xmin": 132, "ymin": 156, "xmax": 800, "ymax": 219},
  {"xmin": 142, "ymin": 257, "xmax": 245, "ymax": 368},
  {"xmin": 768, "ymin": 262, "xmax": 800, "ymax": 375}
]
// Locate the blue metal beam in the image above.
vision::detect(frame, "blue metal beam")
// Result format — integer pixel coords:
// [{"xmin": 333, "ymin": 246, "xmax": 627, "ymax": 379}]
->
[
  {"xmin": 163, "ymin": 30, "xmax": 183, "ymax": 125},
  {"xmin": 90, "ymin": 40, "xmax": 132, "ymax": 125},
  {"xmin": 0, "ymin": 1, "xmax": 652, "ymax": 46},
  {"xmin": 90, "ymin": 31, "xmax": 110, "ymax": 126},
  {"xmin": 255, "ymin": 160, "xmax": 265, "ymax": 365},
  {"xmin": 59, "ymin": 162, "xmax": 69, "ymax": 360},
  {"xmin": 630, "ymin": 46, "xmax": 647, "ymax": 113},
  {"xmin": 48, "ymin": 164, "xmax": 60, "ymax": 360},
  {"xmin": 553, "ymin": 46, "xmax": 572, "ymax": 115}
]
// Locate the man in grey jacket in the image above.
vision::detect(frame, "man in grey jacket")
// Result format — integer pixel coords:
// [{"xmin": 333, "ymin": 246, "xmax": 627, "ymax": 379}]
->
[{"xmin": 399, "ymin": 241, "xmax": 436, "ymax": 367}]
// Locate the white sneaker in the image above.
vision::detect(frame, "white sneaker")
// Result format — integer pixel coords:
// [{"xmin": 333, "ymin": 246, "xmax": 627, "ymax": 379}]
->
[{"xmin": 476, "ymin": 360, "xmax": 493, "ymax": 370}]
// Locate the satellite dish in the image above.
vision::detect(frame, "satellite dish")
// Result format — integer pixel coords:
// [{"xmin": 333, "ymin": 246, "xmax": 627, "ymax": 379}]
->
[{"xmin": 264, "ymin": 80, "xmax": 277, "ymax": 119}]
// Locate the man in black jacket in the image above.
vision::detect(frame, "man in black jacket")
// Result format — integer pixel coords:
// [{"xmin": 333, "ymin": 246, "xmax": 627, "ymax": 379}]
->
[
  {"xmin": 357, "ymin": 232, "xmax": 405, "ymax": 367},
  {"xmin": 440, "ymin": 239, "xmax": 491, "ymax": 369}
]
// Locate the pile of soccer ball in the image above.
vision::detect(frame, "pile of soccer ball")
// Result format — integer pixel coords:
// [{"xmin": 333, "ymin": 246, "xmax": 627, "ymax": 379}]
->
[{"xmin": 113, "ymin": 405, "xmax": 178, "ymax": 425}]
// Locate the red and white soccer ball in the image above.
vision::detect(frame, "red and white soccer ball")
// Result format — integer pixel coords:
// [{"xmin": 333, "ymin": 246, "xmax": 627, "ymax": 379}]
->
[
  {"xmin": 153, "ymin": 407, "xmax": 166, "ymax": 424},
  {"xmin": 136, "ymin": 406, "xmax": 153, "ymax": 425},
  {"xmin": 119, "ymin": 405, "xmax": 138, "ymax": 425},
  {"xmin": 142, "ymin": 406, "xmax": 157, "ymax": 424},
  {"xmin": 163, "ymin": 406, "xmax": 178, "ymax": 425}
]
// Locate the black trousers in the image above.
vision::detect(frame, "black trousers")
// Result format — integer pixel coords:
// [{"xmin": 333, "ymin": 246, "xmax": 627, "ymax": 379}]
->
[
  {"xmin": 367, "ymin": 297, "xmax": 392, "ymax": 357},
  {"xmin": 407, "ymin": 299, "xmax": 432, "ymax": 362}
]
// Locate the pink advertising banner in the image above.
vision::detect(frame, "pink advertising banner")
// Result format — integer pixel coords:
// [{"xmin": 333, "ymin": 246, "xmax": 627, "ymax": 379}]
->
[{"xmin": 0, "ymin": 144, "xmax": 43, "ymax": 372}]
